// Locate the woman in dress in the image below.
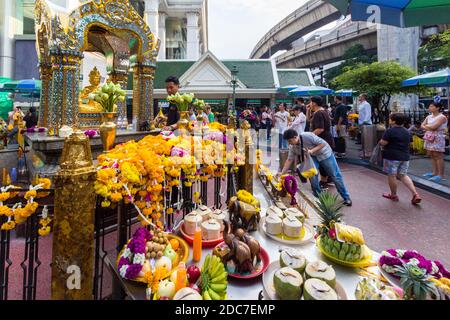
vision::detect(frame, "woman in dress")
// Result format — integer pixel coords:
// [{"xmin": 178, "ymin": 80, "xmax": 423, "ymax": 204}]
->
[{"xmin": 421, "ymin": 103, "xmax": 448, "ymax": 183}]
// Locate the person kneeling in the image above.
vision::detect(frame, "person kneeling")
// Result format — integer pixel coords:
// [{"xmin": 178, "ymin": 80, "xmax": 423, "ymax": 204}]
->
[{"xmin": 277, "ymin": 129, "xmax": 352, "ymax": 206}]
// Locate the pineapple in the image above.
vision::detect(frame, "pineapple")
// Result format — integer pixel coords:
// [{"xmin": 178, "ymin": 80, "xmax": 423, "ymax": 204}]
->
[
  {"xmin": 315, "ymin": 191, "xmax": 345, "ymax": 257},
  {"xmin": 315, "ymin": 191, "xmax": 344, "ymax": 234},
  {"xmin": 395, "ymin": 264, "xmax": 439, "ymax": 300}
]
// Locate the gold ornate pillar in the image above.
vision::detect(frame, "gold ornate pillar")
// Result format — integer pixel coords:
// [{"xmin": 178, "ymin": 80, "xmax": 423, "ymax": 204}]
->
[
  {"xmin": 238, "ymin": 121, "xmax": 254, "ymax": 193},
  {"xmin": 108, "ymin": 70, "xmax": 128, "ymax": 120},
  {"xmin": 38, "ymin": 63, "xmax": 52, "ymax": 128},
  {"xmin": 132, "ymin": 64, "xmax": 156, "ymax": 129},
  {"xmin": 51, "ymin": 131, "xmax": 96, "ymax": 299},
  {"xmin": 49, "ymin": 50, "xmax": 83, "ymax": 135}
]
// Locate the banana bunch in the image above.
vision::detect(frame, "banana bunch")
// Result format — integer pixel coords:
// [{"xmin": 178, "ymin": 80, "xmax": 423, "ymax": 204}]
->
[
  {"xmin": 335, "ymin": 223, "xmax": 365, "ymax": 245},
  {"xmin": 200, "ymin": 254, "xmax": 228, "ymax": 300}
]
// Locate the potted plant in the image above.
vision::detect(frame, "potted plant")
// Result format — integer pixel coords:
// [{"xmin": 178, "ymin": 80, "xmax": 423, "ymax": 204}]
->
[{"xmin": 89, "ymin": 82, "xmax": 126, "ymax": 151}]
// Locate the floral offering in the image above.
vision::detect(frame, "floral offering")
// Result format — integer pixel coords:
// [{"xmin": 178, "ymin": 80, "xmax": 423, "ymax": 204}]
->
[{"xmin": 379, "ymin": 249, "xmax": 450, "ymax": 280}]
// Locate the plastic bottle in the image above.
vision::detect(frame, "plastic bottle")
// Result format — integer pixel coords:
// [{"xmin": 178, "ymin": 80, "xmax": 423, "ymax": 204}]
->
[
  {"xmin": 175, "ymin": 262, "xmax": 187, "ymax": 292},
  {"xmin": 193, "ymin": 222, "xmax": 202, "ymax": 262}
]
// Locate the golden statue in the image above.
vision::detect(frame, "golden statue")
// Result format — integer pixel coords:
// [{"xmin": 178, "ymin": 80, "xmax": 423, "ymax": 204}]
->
[{"xmin": 79, "ymin": 67, "xmax": 103, "ymax": 113}]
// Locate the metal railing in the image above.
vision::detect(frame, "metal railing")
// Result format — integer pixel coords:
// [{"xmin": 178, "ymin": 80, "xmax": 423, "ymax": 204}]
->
[{"xmin": 0, "ymin": 188, "xmax": 54, "ymax": 300}]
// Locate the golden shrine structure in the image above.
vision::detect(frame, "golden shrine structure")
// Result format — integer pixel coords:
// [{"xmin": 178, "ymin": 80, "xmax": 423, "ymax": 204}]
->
[{"xmin": 35, "ymin": 0, "xmax": 160, "ymax": 132}]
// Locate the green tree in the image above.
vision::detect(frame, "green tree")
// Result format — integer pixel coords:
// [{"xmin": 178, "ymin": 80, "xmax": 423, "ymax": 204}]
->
[
  {"xmin": 418, "ymin": 29, "xmax": 450, "ymax": 73},
  {"xmin": 332, "ymin": 61, "xmax": 417, "ymax": 124},
  {"xmin": 325, "ymin": 44, "xmax": 377, "ymax": 86}
]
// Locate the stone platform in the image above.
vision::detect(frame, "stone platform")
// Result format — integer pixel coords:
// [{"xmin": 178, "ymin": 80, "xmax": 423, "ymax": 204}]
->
[{"xmin": 23, "ymin": 130, "xmax": 160, "ymax": 178}]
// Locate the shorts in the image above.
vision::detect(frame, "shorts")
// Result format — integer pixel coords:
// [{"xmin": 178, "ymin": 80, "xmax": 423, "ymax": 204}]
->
[{"xmin": 383, "ymin": 159, "xmax": 410, "ymax": 176}]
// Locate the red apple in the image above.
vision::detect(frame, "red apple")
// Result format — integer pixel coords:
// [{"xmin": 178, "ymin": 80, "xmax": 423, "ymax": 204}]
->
[{"xmin": 186, "ymin": 265, "xmax": 201, "ymax": 284}]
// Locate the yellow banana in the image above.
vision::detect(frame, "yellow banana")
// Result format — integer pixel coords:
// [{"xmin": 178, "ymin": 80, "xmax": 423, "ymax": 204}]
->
[
  {"xmin": 210, "ymin": 283, "xmax": 227, "ymax": 293},
  {"xmin": 209, "ymin": 256, "xmax": 219, "ymax": 274},
  {"xmin": 208, "ymin": 288, "xmax": 221, "ymax": 300},
  {"xmin": 203, "ymin": 290, "xmax": 212, "ymax": 300},
  {"xmin": 211, "ymin": 272, "xmax": 227, "ymax": 284},
  {"xmin": 203, "ymin": 254, "xmax": 211, "ymax": 272}
]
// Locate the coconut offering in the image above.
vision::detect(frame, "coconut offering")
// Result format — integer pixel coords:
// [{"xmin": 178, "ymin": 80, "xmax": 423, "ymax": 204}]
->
[
  {"xmin": 273, "ymin": 267, "xmax": 303, "ymax": 300},
  {"xmin": 305, "ymin": 260, "xmax": 336, "ymax": 288},
  {"xmin": 201, "ymin": 219, "xmax": 221, "ymax": 240},
  {"xmin": 267, "ymin": 206, "xmax": 284, "ymax": 219},
  {"xmin": 304, "ymin": 278, "xmax": 338, "ymax": 300},
  {"xmin": 280, "ymin": 249, "xmax": 307, "ymax": 274},
  {"xmin": 196, "ymin": 205, "xmax": 213, "ymax": 221},
  {"xmin": 184, "ymin": 212, "xmax": 202, "ymax": 236},
  {"xmin": 284, "ymin": 208, "xmax": 305, "ymax": 223},
  {"xmin": 210, "ymin": 209, "xmax": 225, "ymax": 231},
  {"xmin": 265, "ymin": 214, "xmax": 282, "ymax": 235},
  {"xmin": 282, "ymin": 216, "xmax": 302, "ymax": 238}
]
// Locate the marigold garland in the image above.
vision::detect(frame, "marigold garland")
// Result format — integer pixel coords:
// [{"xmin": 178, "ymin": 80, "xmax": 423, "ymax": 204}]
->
[{"xmin": 0, "ymin": 181, "xmax": 51, "ymax": 233}]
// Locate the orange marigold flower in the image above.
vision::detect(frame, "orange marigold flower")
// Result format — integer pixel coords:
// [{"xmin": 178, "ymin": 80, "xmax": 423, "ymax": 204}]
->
[{"xmin": 24, "ymin": 190, "xmax": 37, "ymax": 200}]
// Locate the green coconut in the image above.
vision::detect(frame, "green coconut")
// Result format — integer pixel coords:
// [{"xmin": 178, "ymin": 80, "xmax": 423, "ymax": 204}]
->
[
  {"xmin": 273, "ymin": 267, "xmax": 303, "ymax": 300},
  {"xmin": 279, "ymin": 249, "xmax": 307, "ymax": 274},
  {"xmin": 305, "ymin": 261, "xmax": 336, "ymax": 288},
  {"xmin": 304, "ymin": 278, "xmax": 338, "ymax": 300}
]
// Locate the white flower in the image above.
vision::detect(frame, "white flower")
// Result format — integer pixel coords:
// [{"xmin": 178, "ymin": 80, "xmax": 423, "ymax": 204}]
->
[
  {"xmin": 382, "ymin": 264, "xmax": 397, "ymax": 274},
  {"xmin": 408, "ymin": 258, "xmax": 420, "ymax": 266},
  {"xmin": 119, "ymin": 265, "xmax": 129, "ymax": 278},
  {"xmin": 133, "ymin": 253, "xmax": 146, "ymax": 266},
  {"xmin": 431, "ymin": 262, "xmax": 440, "ymax": 275},
  {"xmin": 122, "ymin": 248, "xmax": 132, "ymax": 259},
  {"xmin": 396, "ymin": 249, "xmax": 406, "ymax": 257}
]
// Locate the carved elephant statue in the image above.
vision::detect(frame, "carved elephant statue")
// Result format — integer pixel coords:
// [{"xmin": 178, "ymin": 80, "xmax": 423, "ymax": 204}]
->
[{"xmin": 228, "ymin": 196, "xmax": 260, "ymax": 232}]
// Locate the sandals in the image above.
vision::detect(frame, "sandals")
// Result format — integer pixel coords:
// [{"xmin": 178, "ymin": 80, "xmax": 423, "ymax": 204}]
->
[
  {"xmin": 382, "ymin": 193, "xmax": 399, "ymax": 202},
  {"xmin": 412, "ymin": 194, "xmax": 422, "ymax": 205}
]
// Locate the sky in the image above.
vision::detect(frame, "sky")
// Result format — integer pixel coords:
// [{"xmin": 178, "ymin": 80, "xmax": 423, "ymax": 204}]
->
[{"xmin": 208, "ymin": 0, "xmax": 309, "ymax": 59}]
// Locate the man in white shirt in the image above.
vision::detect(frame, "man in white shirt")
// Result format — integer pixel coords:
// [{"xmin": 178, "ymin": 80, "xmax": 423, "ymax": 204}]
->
[
  {"xmin": 357, "ymin": 94, "xmax": 372, "ymax": 125},
  {"xmin": 274, "ymin": 103, "xmax": 290, "ymax": 149},
  {"xmin": 288, "ymin": 105, "xmax": 306, "ymax": 136}
]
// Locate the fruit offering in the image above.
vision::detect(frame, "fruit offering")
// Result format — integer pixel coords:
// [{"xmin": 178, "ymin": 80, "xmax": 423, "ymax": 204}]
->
[
  {"xmin": 173, "ymin": 287, "xmax": 202, "ymax": 300},
  {"xmin": 335, "ymin": 223, "xmax": 365, "ymax": 245},
  {"xmin": 355, "ymin": 278, "xmax": 402, "ymax": 300},
  {"xmin": 305, "ymin": 261, "xmax": 336, "ymax": 288},
  {"xmin": 273, "ymin": 267, "xmax": 303, "ymax": 300},
  {"xmin": 267, "ymin": 258, "xmax": 342, "ymax": 300},
  {"xmin": 146, "ymin": 230, "xmax": 170, "ymax": 260},
  {"xmin": 117, "ymin": 228, "xmax": 188, "ymax": 284},
  {"xmin": 315, "ymin": 192, "xmax": 369, "ymax": 263},
  {"xmin": 304, "ymin": 278, "xmax": 337, "ymax": 300},
  {"xmin": 199, "ymin": 254, "xmax": 228, "ymax": 300},
  {"xmin": 279, "ymin": 249, "xmax": 307, "ymax": 274},
  {"xmin": 265, "ymin": 206, "xmax": 306, "ymax": 239}
]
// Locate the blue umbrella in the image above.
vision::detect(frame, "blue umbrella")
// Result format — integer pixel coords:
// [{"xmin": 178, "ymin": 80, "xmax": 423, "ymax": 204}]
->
[
  {"xmin": 403, "ymin": 68, "xmax": 450, "ymax": 106},
  {"xmin": 335, "ymin": 89, "xmax": 358, "ymax": 97},
  {"xmin": 402, "ymin": 68, "xmax": 450, "ymax": 87},
  {"xmin": 326, "ymin": 0, "xmax": 450, "ymax": 28},
  {"xmin": 289, "ymin": 85, "xmax": 334, "ymax": 96}
]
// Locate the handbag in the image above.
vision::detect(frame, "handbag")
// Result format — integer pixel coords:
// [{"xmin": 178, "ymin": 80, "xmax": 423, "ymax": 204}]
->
[
  {"xmin": 423, "ymin": 131, "xmax": 436, "ymax": 143},
  {"xmin": 369, "ymin": 144, "xmax": 383, "ymax": 167}
]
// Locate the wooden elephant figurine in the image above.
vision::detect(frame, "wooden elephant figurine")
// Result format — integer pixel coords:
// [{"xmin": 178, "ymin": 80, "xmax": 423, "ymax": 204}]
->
[{"xmin": 228, "ymin": 196, "xmax": 260, "ymax": 232}]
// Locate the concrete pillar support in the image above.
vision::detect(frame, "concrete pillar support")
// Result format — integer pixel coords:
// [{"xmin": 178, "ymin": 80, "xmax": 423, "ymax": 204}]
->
[{"xmin": 186, "ymin": 12, "xmax": 200, "ymax": 60}]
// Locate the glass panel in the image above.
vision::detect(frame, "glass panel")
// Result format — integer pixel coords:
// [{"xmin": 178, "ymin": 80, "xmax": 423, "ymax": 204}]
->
[{"xmin": 166, "ymin": 18, "xmax": 186, "ymax": 59}]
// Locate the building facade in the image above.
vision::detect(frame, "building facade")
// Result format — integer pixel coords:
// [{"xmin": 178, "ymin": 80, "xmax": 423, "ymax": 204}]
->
[
  {"xmin": 139, "ymin": 51, "xmax": 315, "ymax": 123},
  {"xmin": 0, "ymin": 0, "xmax": 208, "ymax": 80}
]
